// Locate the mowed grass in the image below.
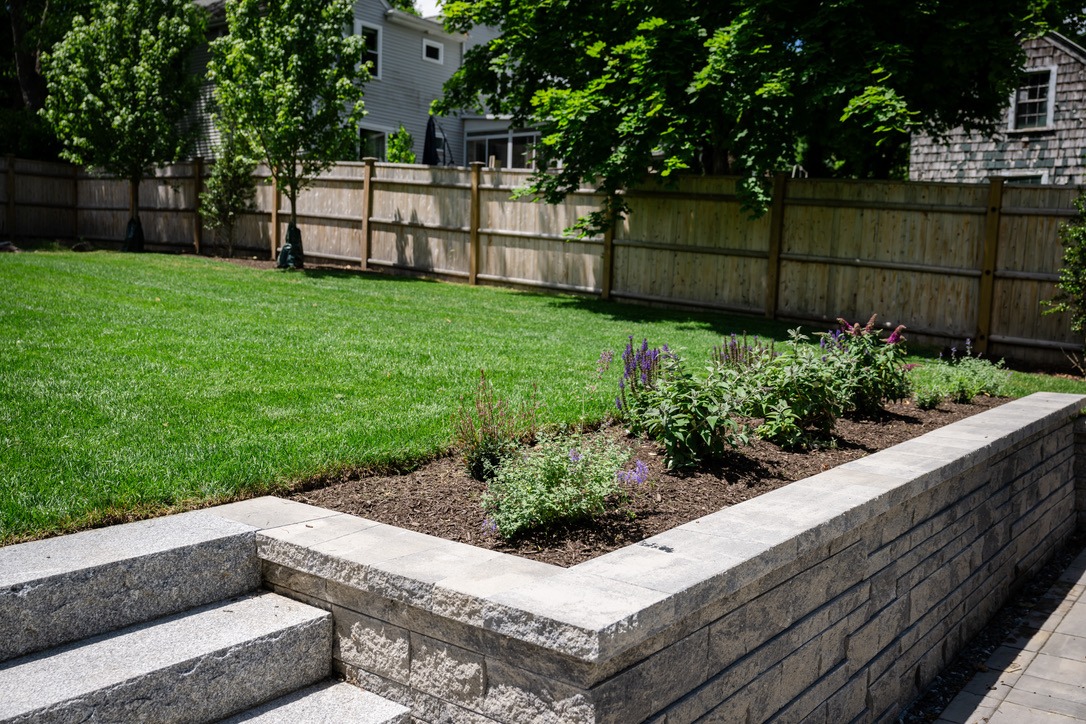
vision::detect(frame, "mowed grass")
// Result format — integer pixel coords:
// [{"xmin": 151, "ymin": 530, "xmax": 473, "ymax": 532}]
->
[
  {"xmin": 4, "ymin": 250, "xmax": 1086, "ymax": 544},
  {"xmin": 0, "ymin": 250, "xmax": 793, "ymax": 542}
]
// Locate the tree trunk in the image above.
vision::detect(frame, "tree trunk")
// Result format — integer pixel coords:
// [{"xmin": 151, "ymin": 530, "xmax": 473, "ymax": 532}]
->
[
  {"xmin": 122, "ymin": 176, "xmax": 144, "ymax": 252},
  {"xmin": 8, "ymin": 0, "xmax": 48, "ymax": 111},
  {"xmin": 129, "ymin": 177, "xmax": 139, "ymax": 220}
]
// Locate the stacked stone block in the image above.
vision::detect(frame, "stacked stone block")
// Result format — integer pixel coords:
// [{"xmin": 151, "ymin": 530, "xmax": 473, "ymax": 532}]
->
[{"xmin": 257, "ymin": 393, "xmax": 1085, "ymax": 723}]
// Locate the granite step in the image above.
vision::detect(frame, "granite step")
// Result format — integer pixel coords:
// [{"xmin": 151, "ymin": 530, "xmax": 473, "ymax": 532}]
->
[
  {"xmin": 219, "ymin": 680, "xmax": 411, "ymax": 723},
  {"xmin": 0, "ymin": 510, "xmax": 260, "ymax": 662},
  {"xmin": 0, "ymin": 591, "xmax": 331, "ymax": 724}
]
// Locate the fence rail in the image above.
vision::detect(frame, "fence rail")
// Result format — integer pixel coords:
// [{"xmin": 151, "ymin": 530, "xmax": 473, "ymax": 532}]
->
[{"xmin": 3, "ymin": 154, "xmax": 1081, "ymax": 366}]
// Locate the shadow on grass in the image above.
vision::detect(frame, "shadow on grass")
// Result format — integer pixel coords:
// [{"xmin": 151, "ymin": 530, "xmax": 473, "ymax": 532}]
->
[{"xmin": 537, "ymin": 293, "xmax": 799, "ymax": 342}]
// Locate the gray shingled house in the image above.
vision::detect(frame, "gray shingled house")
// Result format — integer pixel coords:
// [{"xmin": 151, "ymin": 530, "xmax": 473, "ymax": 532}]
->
[
  {"xmin": 192, "ymin": 0, "xmax": 467, "ymax": 165},
  {"xmin": 910, "ymin": 32, "xmax": 1086, "ymax": 185}
]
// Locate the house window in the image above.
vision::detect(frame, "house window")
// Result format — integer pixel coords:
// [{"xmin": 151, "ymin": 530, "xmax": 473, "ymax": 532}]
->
[
  {"xmin": 1003, "ymin": 172, "xmax": 1048, "ymax": 185},
  {"xmin": 466, "ymin": 131, "xmax": 540, "ymax": 168},
  {"xmin": 422, "ymin": 39, "xmax": 443, "ymax": 65},
  {"xmin": 1012, "ymin": 69, "xmax": 1054, "ymax": 130},
  {"xmin": 360, "ymin": 129, "xmax": 386, "ymax": 160},
  {"xmin": 356, "ymin": 22, "xmax": 381, "ymax": 79}
]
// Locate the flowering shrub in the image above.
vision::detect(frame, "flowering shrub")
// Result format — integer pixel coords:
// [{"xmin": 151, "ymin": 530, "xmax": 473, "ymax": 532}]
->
[
  {"xmin": 480, "ymin": 432, "xmax": 645, "ymax": 539},
  {"xmin": 910, "ymin": 340, "xmax": 1009, "ymax": 409},
  {"xmin": 453, "ymin": 370, "xmax": 540, "ymax": 481},
  {"xmin": 821, "ymin": 314, "xmax": 912, "ymax": 415},
  {"xmin": 616, "ymin": 340, "xmax": 749, "ymax": 470}
]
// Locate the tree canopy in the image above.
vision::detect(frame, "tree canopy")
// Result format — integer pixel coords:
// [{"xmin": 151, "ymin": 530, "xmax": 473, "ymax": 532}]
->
[
  {"xmin": 438, "ymin": 0, "xmax": 1068, "ymax": 229},
  {"xmin": 40, "ymin": 0, "xmax": 205, "ymax": 195},
  {"xmin": 208, "ymin": 0, "xmax": 366, "ymax": 264}
]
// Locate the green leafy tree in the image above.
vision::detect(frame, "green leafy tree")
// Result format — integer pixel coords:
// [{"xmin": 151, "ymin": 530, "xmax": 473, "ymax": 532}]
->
[
  {"xmin": 1043, "ymin": 194, "xmax": 1086, "ymax": 372},
  {"xmin": 200, "ymin": 128, "xmax": 257, "ymax": 258},
  {"xmin": 208, "ymin": 0, "xmax": 366, "ymax": 268},
  {"xmin": 40, "ymin": 0, "xmax": 206, "ymax": 247},
  {"xmin": 387, "ymin": 124, "xmax": 417, "ymax": 164},
  {"xmin": 438, "ymin": 0, "xmax": 1063, "ymax": 231}
]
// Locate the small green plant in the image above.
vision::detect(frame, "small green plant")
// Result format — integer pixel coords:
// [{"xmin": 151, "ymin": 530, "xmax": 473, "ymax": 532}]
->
[
  {"xmin": 743, "ymin": 329, "xmax": 852, "ymax": 448},
  {"xmin": 453, "ymin": 371, "xmax": 540, "ymax": 481},
  {"xmin": 386, "ymin": 124, "xmax": 417, "ymax": 164},
  {"xmin": 1043, "ymin": 194, "xmax": 1086, "ymax": 373},
  {"xmin": 910, "ymin": 340, "xmax": 1009, "ymax": 407},
  {"xmin": 616, "ymin": 339, "xmax": 749, "ymax": 470},
  {"xmin": 480, "ymin": 432, "xmax": 640, "ymax": 539}
]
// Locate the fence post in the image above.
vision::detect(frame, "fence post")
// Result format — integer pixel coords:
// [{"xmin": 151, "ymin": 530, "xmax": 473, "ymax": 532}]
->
[
  {"xmin": 270, "ymin": 178, "xmax": 280, "ymax": 261},
  {"xmin": 975, "ymin": 177, "xmax": 1005, "ymax": 355},
  {"xmin": 765, "ymin": 173, "xmax": 788, "ymax": 318},
  {"xmin": 192, "ymin": 157, "xmax": 203, "ymax": 255},
  {"xmin": 71, "ymin": 164, "xmax": 79, "ymax": 241},
  {"xmin": 600, "ymin": 196, "xmax": 616, "ymax": 300},
  {"xmin": 361, "ymin": 157, "xmax": 376, "ymax": 270},
  {"xmin": 6, "ymin": 155, "xmax": 15, "ymax": 240},
  {"xmin": 469, "ymin": 161, "xmax": 483, "ymax": 285}
]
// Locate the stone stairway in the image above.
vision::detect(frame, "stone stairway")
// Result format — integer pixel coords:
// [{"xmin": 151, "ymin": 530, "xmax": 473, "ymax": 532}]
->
[{"xmin": 0, "ymin": 511, "xmax": 409, "ymax": 724}]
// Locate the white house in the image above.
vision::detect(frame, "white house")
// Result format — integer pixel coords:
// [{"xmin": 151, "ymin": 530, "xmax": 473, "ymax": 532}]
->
[{"xmin": 191, "ymin": 0, "xmax": 467, "ymax": 164}]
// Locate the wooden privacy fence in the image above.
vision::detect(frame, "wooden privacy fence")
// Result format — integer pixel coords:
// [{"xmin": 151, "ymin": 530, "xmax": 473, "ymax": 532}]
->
[{"xmin": 2, "ymin": 155, "xmax": 1080, "ymax": 365}]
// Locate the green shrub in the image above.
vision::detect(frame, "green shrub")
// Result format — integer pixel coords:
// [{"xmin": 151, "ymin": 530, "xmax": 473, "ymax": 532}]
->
[
  {"xmin": 822, "ymin": 315, "xmax": 912, "ymax": 415},
  {"xmin": 387, "ymin": 124, "xmax": 417, "ymax": 164},
  {"xmin": 1043, "ymin": 193, "xmax": 1086, "ymax": 365},
  {"xmin": 910, "ymin": 341, "xmax": 1010, "ymax": 407},
  {"xmin": 617, "ymin": 339, "xmax": 749, "ymax": 470},
  {"xmin": 453, "ymin": 371, "xmax": 539, "ymax": 481},
  {"xmin": 480, "ymin": 432, "xmax": 637, "ymax": 539},
  {"xmin": 744, "ymin": 329, "xmax": 851, "ymax": 448}
]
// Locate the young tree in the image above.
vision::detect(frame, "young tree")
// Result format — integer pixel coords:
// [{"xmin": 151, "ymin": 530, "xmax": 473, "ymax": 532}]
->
[
  {"xmin": 437, "ymin": 0, "xmax": 1065, "ymax": 232},
  {"xmin": 40, "ymin": 0, "xmax": 206, "ymax": 249},
  {"xmin": 208, "ymin": 0, "xmax": 366, "ymax": 269},
  {"xmin": 200, "ymin": 128, "xmax": 257, "ymax": 258}
]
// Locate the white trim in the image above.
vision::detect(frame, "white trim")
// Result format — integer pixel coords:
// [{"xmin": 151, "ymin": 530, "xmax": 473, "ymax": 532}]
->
[
  {"xmin": 1008, "ymin": 65, "xmax": 1057, "ymax": 131},
  {"xmin": 355, "ymin": 20, "xmax": 382, "ymax": 80},
  {"xmin": 359, "ymin": 125, "xmax": 394, "ymax": 161},
  {"xmin": 384, "ymin": 8, "xmax": 464, "ymax": 41},
  {"xmin": 422, "ymin": 38, "xmax": 444, "ymax": 65}
]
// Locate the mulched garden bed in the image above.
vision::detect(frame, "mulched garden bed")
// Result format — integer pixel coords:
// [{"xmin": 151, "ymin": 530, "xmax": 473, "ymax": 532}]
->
[{"xmin": 290, "ymin": 396, "xmax": 1006, "ymax": 568}]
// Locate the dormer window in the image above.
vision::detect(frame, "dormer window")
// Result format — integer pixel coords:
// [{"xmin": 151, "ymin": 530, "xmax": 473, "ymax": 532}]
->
[{"xmin": 1011, "ymin": 68, "xmax": 1056, "ymax": 130}]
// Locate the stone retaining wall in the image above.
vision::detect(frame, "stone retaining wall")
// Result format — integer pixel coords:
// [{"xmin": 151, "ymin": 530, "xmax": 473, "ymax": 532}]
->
[{"xmin": 256, "ymin": 393, "xmax": 1085, "ymax": 723}]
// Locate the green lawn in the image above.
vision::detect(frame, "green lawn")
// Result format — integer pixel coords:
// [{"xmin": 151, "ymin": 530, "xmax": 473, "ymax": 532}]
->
[{"xmin": 3, "ymin": 250, "xmax": 1085, "ymax": 544}]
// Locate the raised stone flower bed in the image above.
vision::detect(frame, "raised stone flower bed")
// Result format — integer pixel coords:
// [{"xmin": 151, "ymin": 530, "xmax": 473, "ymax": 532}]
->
[{"xmin": 204, "ymin": 392, "xmax": 1086, "ymax": 723}]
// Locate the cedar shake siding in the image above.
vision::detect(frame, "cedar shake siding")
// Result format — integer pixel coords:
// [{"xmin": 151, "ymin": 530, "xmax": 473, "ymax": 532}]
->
[{"xmin": 910, "ymin": 33, "xmax": 1086, "ymax": 186}]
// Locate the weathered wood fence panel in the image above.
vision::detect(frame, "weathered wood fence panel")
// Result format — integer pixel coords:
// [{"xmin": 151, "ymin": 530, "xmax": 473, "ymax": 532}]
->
[{"xmin": 3, "ymin": 156, "xmax": 1081, "ymax": 365}]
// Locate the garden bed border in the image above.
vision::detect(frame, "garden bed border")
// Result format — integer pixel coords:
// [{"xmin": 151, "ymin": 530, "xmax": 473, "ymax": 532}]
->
[{"xmin": 211, "ymin": 392, "xmax": 1086, "ymax": 722}]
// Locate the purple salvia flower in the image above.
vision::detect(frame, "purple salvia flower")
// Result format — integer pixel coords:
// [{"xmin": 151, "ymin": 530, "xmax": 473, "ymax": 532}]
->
[
  {"xmin": 569, "ymin": 449, "xmax": 582, "ymax": 463},
  {"xmin": 617, "ymin": 459, "xmax": 650, "ymax": 486}
]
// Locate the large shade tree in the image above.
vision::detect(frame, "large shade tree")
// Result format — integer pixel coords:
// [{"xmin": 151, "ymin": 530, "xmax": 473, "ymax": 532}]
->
[
  {"xmin": 40, "ymin": 0, "xmax": 206, "ymax": 249},
  {"xmin": 208, "ymin": 0, "xmax": 366, "ymax": 269},
  {"xmin": 437, "ymin": 0, "xmax": 1068, "ymax": 231}
]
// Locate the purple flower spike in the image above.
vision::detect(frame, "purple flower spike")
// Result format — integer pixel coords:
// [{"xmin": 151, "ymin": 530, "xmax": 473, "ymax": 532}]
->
[{"xmin": 569, "ymin": 449, "xmax": 582, "ymax": 463}]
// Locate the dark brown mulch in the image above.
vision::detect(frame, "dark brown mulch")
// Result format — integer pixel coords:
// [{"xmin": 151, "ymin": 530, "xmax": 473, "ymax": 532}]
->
[{"xmin": 289, "ymin": 396, "xmax": 1006, "ymax": 568}]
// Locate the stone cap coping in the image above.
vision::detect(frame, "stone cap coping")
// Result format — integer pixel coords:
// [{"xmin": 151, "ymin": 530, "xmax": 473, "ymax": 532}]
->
[
  {"xmin": 211, "ymin": 392, "xmax": 1086, "ymax": 665},
  {"xmin": 0, "ymin": 509, "xmax": 258, "ymax": 588}
]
